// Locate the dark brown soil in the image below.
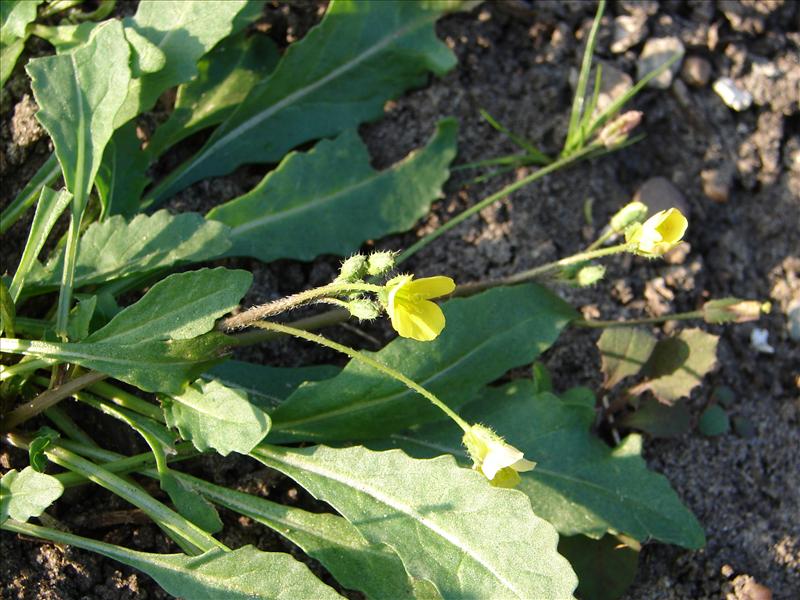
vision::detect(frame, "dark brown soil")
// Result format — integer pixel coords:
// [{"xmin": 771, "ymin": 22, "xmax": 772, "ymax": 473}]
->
[{"xmin": 2, "ymin": 1, "xmax": 798, "ymax": 599}]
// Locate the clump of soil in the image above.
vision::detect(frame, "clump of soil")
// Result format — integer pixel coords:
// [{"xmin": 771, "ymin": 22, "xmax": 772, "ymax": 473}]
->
[{"xmin": 2, "ymin": 1, "xmax": 798, "ymax": 598}]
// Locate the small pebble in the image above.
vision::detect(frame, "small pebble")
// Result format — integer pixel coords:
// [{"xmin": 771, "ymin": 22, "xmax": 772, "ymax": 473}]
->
[
  {"xmin": 750, "ymin": 328, "xmax": 775, "ymax": 354},
  {"xmin": 594, "ymin": 62, "xmax": 633, "ymax": 115},
  {"xmin": 681, "ymin": 56, "xmax": 712, "ymax": 87},
  {"xmin": 713, "ymin": 77, "xmax": 753, "ymax": 111},
  {"xmin": 619, "ymin": 0, "xmax": 658, "ymax": 17},
  {"xmin": 701, "ymin": 166, "xmax": 734, "ymax": 203},
  {"xmin": 633, "ymin": 176, "xmax": 691, "ymax": 217},
  {"xmin": 611, "ymin": 14, "xmax": 648, "ymax": 54},
  {"xmin": 787, "ymin": 299, "xmax": 800, "ymax": 342},
  {"xmin": 637, "ymin": 37, "xmax": 685, "ymax": 89}
]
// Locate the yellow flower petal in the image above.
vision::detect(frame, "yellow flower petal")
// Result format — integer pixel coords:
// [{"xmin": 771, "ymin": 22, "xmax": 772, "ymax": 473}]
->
[
  {"xmin": 390, "ymin": 298, "xmax": 445, "ymax": 342},
  {"xmin": 384, "ymin": 274, "xmax": 453, "ymax": 341},
  {"xmin": 407, "ymin": 276, "xmax": 456, "ymax": 300}
]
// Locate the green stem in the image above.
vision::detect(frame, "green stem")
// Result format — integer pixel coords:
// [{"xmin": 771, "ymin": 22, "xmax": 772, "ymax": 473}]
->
[
  {"xmin": 574, "ymin": 310, "xmax": 704, "ymax": 328},
  {"xmin": 88, "ymin": 380, "xmax": 163, "ymax": 421},
  {"xmin": 1, "ymin": 519, "xmax": 152, "ymax": 565},
  {"xmin": 44, "ymin": 404, "xmax": 99, "ymax": 448},
  {"xmin": 253, "ymin": 321, "xmax": 470, "ymax": 432},
  {"xmin": 229, "ymin": 308, "xmax": 350, "ymax": 347},
  {"xmin": 585, "ymin": 226, "xmax": 616, "ymax": 251},
  {"xmin": 219, "ymin": 282, "xmax": 384, "ymax": 331},
  {"xmin": 54, "ymin": 209, "xmax": 84, "ymax": 340},
  {"xmin": 0, "ymin": 370, "xmax": 107, "ymax": 431},
  {"xmin": 41, "ymin": 443, "xmax": 221, "ymax": 553},
  {"xmin": 0, "ymin": 357, "xmax": 53, "ymax": 381},
  {"xmin": 455, "ymin": 243, "xmax": 633, "ymax": 296},
  {"xmin": 396, "ymin": 146, "xmax": 595, "ymax": 266}
]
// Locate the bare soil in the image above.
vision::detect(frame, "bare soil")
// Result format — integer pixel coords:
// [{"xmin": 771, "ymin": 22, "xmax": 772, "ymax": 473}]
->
[{"xmin": 2, "ymin": 1, "xmax": 798, "ymax": 599}]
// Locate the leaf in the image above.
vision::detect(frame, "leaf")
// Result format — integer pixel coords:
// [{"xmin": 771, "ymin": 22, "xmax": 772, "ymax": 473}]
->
[
  {"xmin": 208, "ymin": 119, "xmax": 458, "ymax": 262},
  {"xmin": 252, "ymin": 444, "xmax": 578, "ymax": 599},
  {"xmin": 27, "ymin": 210, "xmax": 231, "ymax": 289},
  {"xmin": 9, "ymin": 186, "xmax": 72, "ymax": 302},
  {"xmin": 95, "ymin": 121, "xmax": 151, "ymax": 218},
  {"xmin": 87, "ymin": 268, "xmax": 252, "ymax": 345},
  {"xmin": 0, "ymin": 279, "xmax": 14, "ymax": 337},
  {"xmin": 112, "ymin": 0, "xmax": 250, "ymax": 127},
  {"xmin": 619, "ymin": 397, "xmax": 691, "ymax": 438},
  {"xmin": 1, "ymin": 523, "xmax": 343, "ymax": 600},
  {"xmin": 0, "ymin": 333, "xmax": 230, "ymax": 394},
  {"xmin": 0, "ymin": 0, "xmax": 42, "ymax": 87},
  {"xmin": 557, "ymin": 535, "xmax": 639, "ymax": 600},
  {"xmin": 164, "ymin": 378, "xmax": 271, "ymax": 456},
  {"xmin": 66, "ymin": 295, "xmax": 96, "ymax": 341},
  {"xmin": 384, "ymin": 381, "xmax": 705, "ymax": 548},
  {"xmin": 147, "ymin": 0, "xmax": 457, "ymax": 204},
  {"xmin": 639, "ymin": 328, "xmax": 719, "ymax": 404},
  {"xmin": 184, "ymin": 472, "xmax": 432, "ymax": 600},
  {"xmin": 26, "ymin": 20, "xmax": 132, "ymax": 214},
  {"xmin": 269, "ymin": 284, "xmax": 576, "ymax": 442},
  {"xmin": 205, "ymin": 360, "xmax": 340, "ymax": 412},
  {"xmin": 147, "ymin": 33, "xmax": 280, "ymax": 158},
  {"xmin": 698, "ymin": 405, "xmax": 730, "ymax": 437},
  {"xmin": 0, "ymin": 467, "xmax": 64, "ymax": 523},
  {"xmin": 160, "ymin": 473, "xmax": 223, "ymax": 534},
  {"xmin": 598, "ymin": 327, "xmax": 657, "ymax": 388},
  {"xmin": 1, "ymin": 1, "xmax": 40, "ymax": 40}
]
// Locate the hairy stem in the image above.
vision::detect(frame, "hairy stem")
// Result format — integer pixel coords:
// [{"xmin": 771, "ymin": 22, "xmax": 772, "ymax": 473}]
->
[{"xmin": 253, "ymin": 320, "xmax": 470, "ymax": 432}]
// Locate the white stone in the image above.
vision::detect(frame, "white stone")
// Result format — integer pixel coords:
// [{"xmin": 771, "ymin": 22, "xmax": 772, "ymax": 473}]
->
[
  {"xmin": 750, "ymin": 328, "xmax": 775, "ymax": 354},
  {"xmin": 712, "ymin": 77, "xmax": 753, "ymax": 111}
]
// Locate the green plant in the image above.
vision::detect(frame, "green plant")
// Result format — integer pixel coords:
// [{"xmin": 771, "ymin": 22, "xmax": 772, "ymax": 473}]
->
[{"xmin": 1, "ymin": 1, "xmax": 767, "ymax": 598}]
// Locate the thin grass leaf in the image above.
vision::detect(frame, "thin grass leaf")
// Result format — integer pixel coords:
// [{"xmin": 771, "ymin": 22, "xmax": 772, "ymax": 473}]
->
[{"xmin": 0, "ymin": 153, "xmax": 61, "ymax": 235}]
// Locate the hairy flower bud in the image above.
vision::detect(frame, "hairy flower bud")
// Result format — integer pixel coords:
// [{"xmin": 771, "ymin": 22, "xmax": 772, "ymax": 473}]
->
[
  {"xmin": 366, "ymin": 251, "xmax": 396, "ymax": 276},
  {"xmin": 597, "ymin": 111, "xmax": 643, "ymax": 148},
  {"xmin": 346, "ymin": 298, "xmax": 381, "ymax": 321},
  {"xmin": 609, "ymin": 201, "xmax": 648, "ymax": 233},
  {"xmin": 703, "ymin": 298, "xmax": 771, "ymax": 324},
  {"xmin": 336, "ymin": 254, "xmax": 368, "ymax": 283}
]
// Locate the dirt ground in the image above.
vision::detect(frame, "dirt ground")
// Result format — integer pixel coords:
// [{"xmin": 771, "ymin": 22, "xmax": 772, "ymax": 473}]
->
[{"xmin": 1, "ymin": 1, "xmax": 798, "ymax": 599}]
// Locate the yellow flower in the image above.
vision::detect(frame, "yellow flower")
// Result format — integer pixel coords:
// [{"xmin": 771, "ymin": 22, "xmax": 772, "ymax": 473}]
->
[
  {"xmin": 462, "ymin": 424, "xmax": 535, "ymax": 488},
  {"xmin": 384, "ymin": 274, "xmax": 455, "ymax": 342},
  {"xmin": 626, "ymin": 207, "xmax": 688, "ymax": 256}
]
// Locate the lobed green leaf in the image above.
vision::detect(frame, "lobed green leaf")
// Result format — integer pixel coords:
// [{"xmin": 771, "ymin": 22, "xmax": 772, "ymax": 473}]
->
[
  {"xmin": 252, "ymin": 444, "xmax": 578, "ymax": 599},
  {"xmin": 0, "ymin": 467, "xmax": 64, "ymax": 523},
  {"xmin": 148, "ymin": 0, "xmax": 457, "ymax": 203},
  {"xmin": 384, "ymin": 381, "xmax": 706, "ymax": 548},
  {"xmin": 208, "ymin": 119, "xmax": 458, "ymax": 262}
]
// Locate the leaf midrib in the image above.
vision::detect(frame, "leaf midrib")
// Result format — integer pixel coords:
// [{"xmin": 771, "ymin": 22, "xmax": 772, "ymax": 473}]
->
[
  {"xmin": 268, "ymin": 448, "xmax": 524, "ymax": 597},
  {"xmin": 273, "ymin": 311, "xmax": 565, "ymax": 432},
  {"xmin": 183, "ymin": 10, "xmax": 438, "ymax": 184}
]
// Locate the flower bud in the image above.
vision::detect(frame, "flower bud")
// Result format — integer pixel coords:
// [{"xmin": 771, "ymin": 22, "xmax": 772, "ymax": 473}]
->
[
  {"xmin": 346, "ymin": 298, "xmax": 381, "ymax": 321},
  {"xmin": 597, "ymin": 111, "xmax": 643, "ymax": 148},
  {"xmin": 626, "ymin": 207, "xmax": 688, "ymax": 257},
  {"xmin": 336, "ymin": 254, "xmax": 368, "ymax": 283},
  {"xmin": 609, "ymin": 201, "xmax": 648, "ymax": 233},
  {"xmin": 560, "ymin": 263, "xmax": 606, "ymax": 287},
  {"xmin": 366, "ymin": 251, "xmax": 396, "ymax": 276},
  {"xmin": 703, "ymin": 298, "xmax": 771, "ymax": 324}
]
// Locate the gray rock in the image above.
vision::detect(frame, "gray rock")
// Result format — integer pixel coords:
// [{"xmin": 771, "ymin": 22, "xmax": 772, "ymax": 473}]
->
[
  {"xmin": 681, "ymin": 56, "xmax": 712, "ymax": 87},
  {"xmin": 713, "ymin": 77, "xmax": 753, "ymax": 111},
  {"xmin": 633, "ymin": 177, "xmax": 691, "ymax": 218},
  {"xmin": 594, "ymin": 62, "xmax": 633, "ymax": 116},
  {"xmin": 788, "ymin": 299, "xmax": 800, "ymax": 343},
  {"xmin": 611, "ymin": 14, "xmax": 648, "ymax": 54},
  {"xmin": 637, "ymin": 37, "xmax": 685, "ymax": 89}
]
